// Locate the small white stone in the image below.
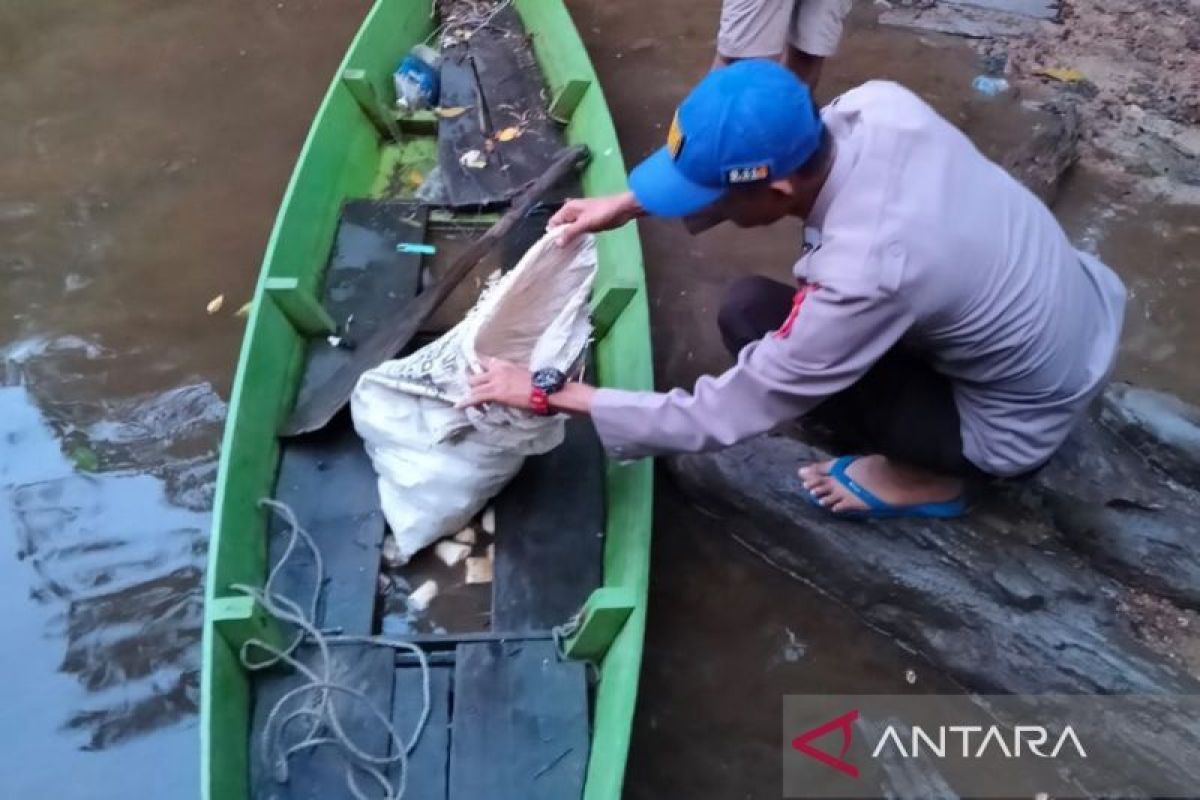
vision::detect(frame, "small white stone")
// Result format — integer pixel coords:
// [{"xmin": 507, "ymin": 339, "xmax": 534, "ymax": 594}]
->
[
  {"xmin": 381, "ymin": 534, "xmax": 404, "ymax": 569},
  {"xmin": 434, "ymin": 540, "xmax": 470, "ymax": 567},
  {"xmin": 465, "ymin": 556, "xmax": 493, "ymax": 584},
  {"xmin": 481, "ymin": 507, "xmax": 496, "ymax": 534},
  {"xmin": 459, "ymin": 149, "xmax": 487, "ymax": 169},
  {"xmin": 453, "ymin": 527, "xmax": 477, "ymax": 545},
  {"xmin": 408, "ymin": 580, "xmax": 438, "ymax": 611},
  {"xmin": 905, "ymin": 668, "xmax": 918, "ymax": 685}
]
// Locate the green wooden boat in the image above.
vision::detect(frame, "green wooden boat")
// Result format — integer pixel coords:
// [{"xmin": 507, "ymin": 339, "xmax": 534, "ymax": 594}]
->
[{"xmin": 199, "ymin": 1, "xmax": 653, "ymax": 798}]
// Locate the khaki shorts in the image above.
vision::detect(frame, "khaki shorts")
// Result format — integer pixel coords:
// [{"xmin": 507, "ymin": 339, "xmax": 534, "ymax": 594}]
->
[{"xmin": 718, "ymin": 0, "xmax": 853, "ymax": 59}]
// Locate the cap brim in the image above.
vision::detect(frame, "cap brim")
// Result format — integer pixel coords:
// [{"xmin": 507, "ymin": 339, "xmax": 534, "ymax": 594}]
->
[{"xmin": 629, "ymin": 146, "xmax": 725, "ymax": 218}]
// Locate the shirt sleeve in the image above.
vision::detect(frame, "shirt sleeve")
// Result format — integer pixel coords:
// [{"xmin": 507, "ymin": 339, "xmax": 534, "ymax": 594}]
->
[{"xmin": 590, "ymin": 281, "xmax": 913, "ymax": 460}]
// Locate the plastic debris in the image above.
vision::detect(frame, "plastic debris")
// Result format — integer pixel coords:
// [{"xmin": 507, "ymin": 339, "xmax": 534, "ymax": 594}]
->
[
  {"xmin": 434, "ymin": 106, "xmax": 469, "ymax": 118},
  {"xmin": 394, "ymin": 44, "xmax": 442, "ymax": 111},
  {"xmin": 481, "ymin": 506, "xmax": 496, "ymax": 534},
  {"xmin": 434, "ymin": 540, "xmax": 471, "ymax": 567},
  {"xmin": 465, "ymin": 556, "xmax": 493, "ymax": 585},
  {"xmin": 206, "ymin": 294, "xmax": 225, "ymax": 314},
  {"xmin": 453, "ymin": 527, "xmax": 477, "ymax": 545},
  {"xmin": 327, "ymin": 335, "xmax": 343, "ymax": 348},
  {"xmin": 459, "ymin": 149, "xmax": 487, "ymax": 169},
  {"xmin": 1034, "ymin": 66, "xmax": 1084, "ymax": 83},
  {"xmin": 971, "ymin": 75, "xmax": 1010, "ymax": 96},
  {"xmin": 495, "ymin": 126, "xmax": 522, "ymax": 142},
  {"xmin": 396, "ymin": 242, "xmax": 437, "ymax": 255},
  {"xmin": 408, "ymin": 579, "xmax": 439, "ymax": 611}
]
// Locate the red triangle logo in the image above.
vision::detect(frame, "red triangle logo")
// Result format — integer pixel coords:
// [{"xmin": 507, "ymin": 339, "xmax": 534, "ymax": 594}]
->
[{"xmin": 791, "ymin": 709, "xmax": 860, "ymax": 778}]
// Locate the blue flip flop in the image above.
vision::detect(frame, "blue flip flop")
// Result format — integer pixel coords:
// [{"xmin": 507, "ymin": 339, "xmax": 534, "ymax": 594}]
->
[{"xmin": 800, "ymin": 455, "xmax": 967, "ymax": 520}]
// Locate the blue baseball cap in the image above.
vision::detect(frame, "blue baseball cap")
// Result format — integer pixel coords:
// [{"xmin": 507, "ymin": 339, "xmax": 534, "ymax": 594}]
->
[{"xmin": 629, "ymin": 59, "xmax": 824, "ymax": 218}]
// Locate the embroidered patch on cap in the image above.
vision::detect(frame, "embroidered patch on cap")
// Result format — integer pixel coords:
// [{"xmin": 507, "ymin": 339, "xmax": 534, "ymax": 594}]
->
[
  {"xmin": 727, "ymin": 164, "xmax": 770, "ymax": 184},
  {"xmin": 667, "ymin": 110, "xmax": 685, "ymax": 159}
]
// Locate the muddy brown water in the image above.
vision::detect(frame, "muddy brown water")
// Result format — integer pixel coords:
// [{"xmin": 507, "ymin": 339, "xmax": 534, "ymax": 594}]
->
[{"xmin": 2, "ymin": 1, "xmax": 1198, "ymax": 797}]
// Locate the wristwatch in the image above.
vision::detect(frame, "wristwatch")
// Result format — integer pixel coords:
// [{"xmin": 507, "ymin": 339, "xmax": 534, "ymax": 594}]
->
[{"xmin": 530, "ymin": 367, "xmax": 567, "ymax": 416}]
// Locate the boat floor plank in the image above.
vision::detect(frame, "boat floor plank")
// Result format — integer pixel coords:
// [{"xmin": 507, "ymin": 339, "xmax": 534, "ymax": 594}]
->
[
  {"xmin": 389, "ymin": 665, "xmax": 453, "ymax": 800},
  {"xmin": 437, "ymin": 7, "xmax": 563, "ymax": 207},
  {"xmin": 447, "ymin": 641, "xmax": 589, "ymax": 800},
  {"xmin": 492, "ymin": 415, "xmax": 606, "ymax": 631},
  {"xmin": 266, "ymin": 199, "xmax": 428, "ymax": 634},
  {"xmin": 293, "ymin": 201, "xmax": 428, "ymax": 407},
  {"xmin": 437, "ymin": 49, "xmax": 513, "ymax": 207},
  {"xmin": 249, "ymin": 645, "xmax": 394, "ymax": 800},
  {"xmin": 465, "ymin": 6, "xmax": 562, "ymax": 195},
  {"xmin": 267, "ymin": 419, "xmax": 384, "ymax": 636}
]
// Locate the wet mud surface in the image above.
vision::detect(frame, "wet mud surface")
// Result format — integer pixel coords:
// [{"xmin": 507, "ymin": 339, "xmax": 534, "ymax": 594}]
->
[{"xmin": 1, "ymin": 0, "xmax": 1197, "ymax": 797}]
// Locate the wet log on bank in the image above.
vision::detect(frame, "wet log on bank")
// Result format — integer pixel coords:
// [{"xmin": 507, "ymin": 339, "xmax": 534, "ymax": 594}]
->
[
  {"xmin": 669, "ymin": 383, "xmax": 1200, "ymax": 692},
  {"xmin": 669, "ymin": 382, "xmax": 1200, "ymax": 786},
  {"xmin": 997, "ymin": 100, "xmax": 1080, "ymax": 206}
]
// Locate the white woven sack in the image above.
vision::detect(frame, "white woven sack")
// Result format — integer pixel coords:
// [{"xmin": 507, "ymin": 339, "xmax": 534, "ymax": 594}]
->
[{"xmin": 351, "ymin": 228, "xmax": 597, "ymax": 563}]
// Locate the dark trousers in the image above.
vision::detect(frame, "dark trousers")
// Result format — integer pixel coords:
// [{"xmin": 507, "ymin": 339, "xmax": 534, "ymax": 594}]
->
[{"xmin": 717, "ymin": 276, "xmax": 983, "ymax": 477}]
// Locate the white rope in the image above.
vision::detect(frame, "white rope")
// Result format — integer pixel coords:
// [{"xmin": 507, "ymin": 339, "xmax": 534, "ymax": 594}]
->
[{"xmin": 230, "ymin": 498, "xmax": 432, "ymax": 800}]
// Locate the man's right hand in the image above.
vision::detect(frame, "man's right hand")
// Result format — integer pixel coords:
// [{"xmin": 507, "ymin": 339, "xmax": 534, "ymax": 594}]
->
[{"xmin": 550, "ymin": 192, "xmax": 644, "ymax": 246}]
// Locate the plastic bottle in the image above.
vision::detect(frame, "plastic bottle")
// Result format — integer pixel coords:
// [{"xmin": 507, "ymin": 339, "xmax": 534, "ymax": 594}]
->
[{"xmin": 394, "ymin": 44, "xmax": 442, "ymax": 111}]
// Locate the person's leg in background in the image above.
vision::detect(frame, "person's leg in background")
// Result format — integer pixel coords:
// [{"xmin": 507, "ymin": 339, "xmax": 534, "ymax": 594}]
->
[
  {"xmin": 714, "ymin": 0, "xmax": 853, "ymax": 90},
  {"xmin": 783, "ymin": 0, "xmax": 853, "ymax": 89},
  {"xmin": 717, "ymin": 274, "xmax": 797, "ymax": 354}
]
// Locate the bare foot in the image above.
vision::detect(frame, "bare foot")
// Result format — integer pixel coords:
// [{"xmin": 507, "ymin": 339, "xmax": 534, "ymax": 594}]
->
[{"xmin": 798, "ymin": 455, "xmax": 963, "ymax": 514}]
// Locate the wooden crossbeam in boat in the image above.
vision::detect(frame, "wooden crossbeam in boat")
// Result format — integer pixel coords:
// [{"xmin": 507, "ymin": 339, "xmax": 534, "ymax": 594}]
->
[
  {"xmin": 559, "ymin": 586, "xmax": 637, "ymax": 662},
  {"xmin": 210, "ymin": 595, "xmax": 286, "ymax": 658},
  {"xmin": 341, "ymin": 68, "xmax": 403, "ymax": 141},
  {"xmin": 264, "ymin": 277, "xmax": 337, "ymax": 336},
  {"xmin": 590, "ymin": 282, "xmax": 638, "ymax": 339},
  {"xmin": 549, "ymin": 78, "xmax": 591, "ymax": 123}
]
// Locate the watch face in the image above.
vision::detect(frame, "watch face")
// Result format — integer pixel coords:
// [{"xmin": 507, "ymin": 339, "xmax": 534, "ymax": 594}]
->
[{"xmin": 531, "ymin": 367, "xmax": 567, "ymax": 393}]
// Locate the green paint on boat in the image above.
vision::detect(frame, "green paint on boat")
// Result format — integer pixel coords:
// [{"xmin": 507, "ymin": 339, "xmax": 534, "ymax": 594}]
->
[{"xmin": 198, "ymin": 2, "xmax": 653, "ymax": 799}]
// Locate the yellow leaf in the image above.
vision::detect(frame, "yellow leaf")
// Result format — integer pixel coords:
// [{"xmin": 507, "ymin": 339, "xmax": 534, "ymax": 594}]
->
[
  {"xmin": 495, "ymin": 126, "xmax": 522, "ymax": 142},
  {"xmin": 434, "ymin": 106, "xmax": 468, "ymax": 118},
  {"xmin": 406, "ymin": 169, "xmax": 424, "ymax": 187},
  {"xmin": 206, "ymin": 294, "xmax": 225, "ymax": 315},
  {"xmin": 235, "ymin": 301, "xmax": 253, "ymax": 318},
  {"xmin": 1034, "ymin": 66, "xmax": 1085, "ymax": 83}
]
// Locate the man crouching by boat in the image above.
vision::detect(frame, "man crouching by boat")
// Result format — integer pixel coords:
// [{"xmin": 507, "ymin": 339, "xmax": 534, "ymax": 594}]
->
[{"xmin": 460, "ymin": 60, "xmax": 1127, "ymax": 521}]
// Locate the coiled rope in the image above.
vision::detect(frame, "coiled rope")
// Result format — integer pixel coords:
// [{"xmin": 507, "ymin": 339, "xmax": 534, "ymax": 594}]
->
[{"xmin": 230, "ymin": 498, "xmax": 432, "ymax": 800}]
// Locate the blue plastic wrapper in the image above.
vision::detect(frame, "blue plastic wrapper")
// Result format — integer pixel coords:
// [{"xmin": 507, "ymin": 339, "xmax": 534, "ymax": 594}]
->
[{"xmin": 394, "ymin": 44, "xmax": 441, "ymax": 110}]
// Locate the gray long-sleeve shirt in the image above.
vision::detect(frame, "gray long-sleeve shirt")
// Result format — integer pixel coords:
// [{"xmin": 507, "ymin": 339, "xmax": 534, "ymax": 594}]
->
[{"xmin": 590, "ymin": 81, "xmax": 1127, "ymax": 476}]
